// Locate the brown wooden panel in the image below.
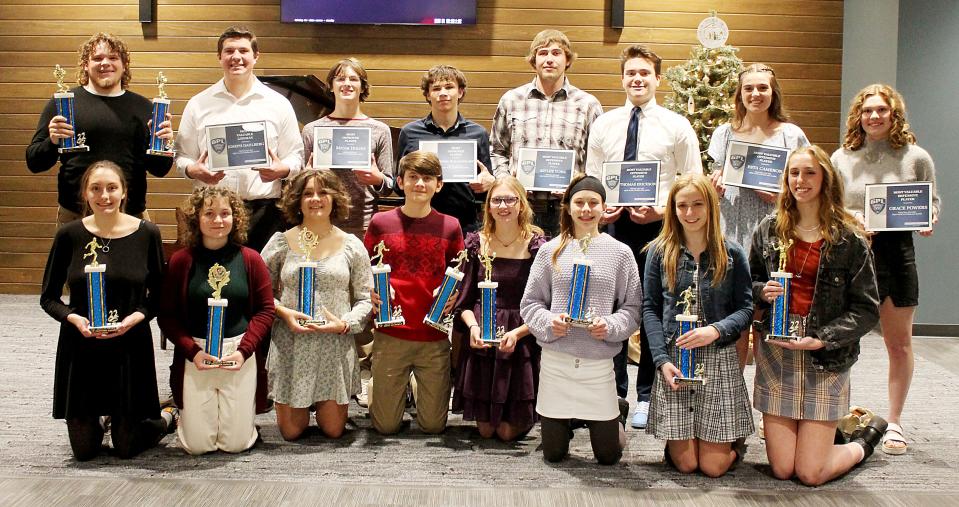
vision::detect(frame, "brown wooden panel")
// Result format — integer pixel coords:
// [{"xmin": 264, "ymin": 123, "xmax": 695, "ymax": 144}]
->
[
  {"xmin": 0, "ymin": 267, "xmax": 42, "ymax": 283},
  {"xmin": 0, "ymin": 282, "xmax": 40, "ymax": 294},
  {"xmin": 0, "ymin": 237, "xmax": 51, "ymax": 253}
]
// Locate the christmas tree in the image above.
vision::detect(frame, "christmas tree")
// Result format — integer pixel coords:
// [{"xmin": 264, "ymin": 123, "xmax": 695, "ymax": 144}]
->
[{"xmin": 663, "ymin": 45, "xmax": 743, "ymax": 170}]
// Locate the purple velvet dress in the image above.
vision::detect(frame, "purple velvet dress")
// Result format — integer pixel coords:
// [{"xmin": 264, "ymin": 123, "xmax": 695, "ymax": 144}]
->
[{"xmin": 453, "ymin": 231, "xmax": 546, "ymax": 428}]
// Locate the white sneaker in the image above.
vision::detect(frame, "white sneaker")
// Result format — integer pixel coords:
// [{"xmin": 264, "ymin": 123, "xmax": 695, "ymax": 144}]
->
[
  {"xmin": 631, "ymin": 401, "xmax": 650, "ymax": 429},
  {"xmin": 356, "ymin": 371, "xmax": 371, "ymax": 408}
]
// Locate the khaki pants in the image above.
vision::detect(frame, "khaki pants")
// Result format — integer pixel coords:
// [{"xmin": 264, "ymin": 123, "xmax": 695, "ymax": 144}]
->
[
  {"xmin": 178, "ymin": 336, "xmax": 258, "ymax": 455},
  {"xmin": 370, "ymin": 331, "xmax": 450, "ymax": 435},
  {"xmin": 56, "ymin": 206, "xmax": 150, "ymax": 228}
]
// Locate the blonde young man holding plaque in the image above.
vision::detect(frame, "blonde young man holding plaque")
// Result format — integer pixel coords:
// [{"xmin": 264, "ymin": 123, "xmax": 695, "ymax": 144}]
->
[
  {"xmin": 27, "ymin": 33, "xmax": 174, "ymax": 226},
  {"xmin": 175, "ymin": 26, "xmax": 304, "ymax": 415},
  {"xmin": 584, "ymin": 44, "xmax": 702, "ymax": 430}
]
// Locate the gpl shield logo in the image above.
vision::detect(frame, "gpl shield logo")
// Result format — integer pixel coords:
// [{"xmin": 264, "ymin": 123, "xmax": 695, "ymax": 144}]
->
[
  {"xmin": 521, "ymin": 160, "xmax": 535, "ymax": 175},
  {"xmin": 210, "ymin": 137, "xmax": 226, "ymax": 154},
  {"xmin": 605, "ymin": 174, "xmax": 619, "ymax": 189},
  {"xmin": 870, "ymin": 197, "xmax": 886, "ymax": 214},
  {"xmin": 729, "ymin": 154, "xmax": 745, "ymax": 169},
  {"xmin": 317, "ymin": 138, "xmax": 332, "ymax": 154}
]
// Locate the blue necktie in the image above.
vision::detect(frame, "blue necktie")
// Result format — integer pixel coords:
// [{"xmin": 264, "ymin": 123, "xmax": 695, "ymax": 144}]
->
[{"xmin": 623, "ymin": 106, "xmax": 640, "ymax": 161}]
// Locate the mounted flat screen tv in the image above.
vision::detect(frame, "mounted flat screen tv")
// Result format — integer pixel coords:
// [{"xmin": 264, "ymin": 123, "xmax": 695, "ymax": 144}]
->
[{"xmin": 281, "ymin": 0, "xmax": 477, "ymax": 25}]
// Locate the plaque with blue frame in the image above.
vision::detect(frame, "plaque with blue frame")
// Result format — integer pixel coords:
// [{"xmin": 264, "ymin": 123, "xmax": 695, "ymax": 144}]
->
[
  {"xmin": 205, "ymin": 120, "xmax": 269, "ymax": 171},
  {"xmin": 721, "ymin": 141, "xmax": 791, "ymax": 193},
  {"xmin": 418, "ymin": 140, "xmax": 477, "ymax": 182},
  {"xmin": 864, "ymin": 182, "xmax": 933, "ymax": 232},
  {"xmin": 516, "ymin": 148, "xmax": 575, "ymax": 191},
  {"xmin": 602, "ymin": 160, "xmax": 661, "ymax": 206},
  {"xmin": 312, "ymin": 126, "xmax": 372, "ymax": 169}
]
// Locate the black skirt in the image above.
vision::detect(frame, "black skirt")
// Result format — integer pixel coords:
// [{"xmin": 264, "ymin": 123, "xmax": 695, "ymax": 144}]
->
[{"xmin": 871, "ymin": 231, "xmax": 919, "ymax": 307}]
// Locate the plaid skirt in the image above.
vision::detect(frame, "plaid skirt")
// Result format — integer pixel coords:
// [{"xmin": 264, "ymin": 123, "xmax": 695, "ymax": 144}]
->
[
  {"xmin": 647, "ymin": 341, "xmax": 754, "ymax": 442},
  {"xmin": 753, "ymin": 336, "xmax": 850, "ymax": 421}
]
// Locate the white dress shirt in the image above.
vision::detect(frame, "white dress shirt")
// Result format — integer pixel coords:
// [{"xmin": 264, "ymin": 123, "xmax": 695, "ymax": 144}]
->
[
  {"xmin": 175, "ymin": 77, "xmax": 304, "ymax": 200},
  {"xmin": 585, "ymin": 99, "xmax": 702, "ymax": 206}
]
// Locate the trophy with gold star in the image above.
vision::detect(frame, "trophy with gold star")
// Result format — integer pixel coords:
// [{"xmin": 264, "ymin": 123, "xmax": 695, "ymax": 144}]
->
[
  {"xmin": 83, "ymin": 238, "xmax": 120, "ymax": 334},
  {"xmin": 147, "ymin": 71, "xmax": 175, "ymax": 157},
  {"xmin": 478, "ymin": 248, "xmax": 505, "ymax": 345},
  {"xmin": 424, "ymin": 249, "xmax": 467, "ymax": 334},
  {"xmin": 674, "ymin": 285, "xmax": 706, "ymax": 386},
  {"xmin": 766, "ymin": 239, "xmax": 800, "ymax": 342},
  {"xmin": 296, "ymin": 227, "xmax": 327, "ymax": 326},
  {"xmin": 205, "ymin": 263, "xmax": 236, "ymax": 367},
  {"xmin": 563, "ymin": 234, "xmax": 595, "ymax": 328},
  {"xmin": 53, "ymin": 64, "xmax": 89, "ymax": 154},
  {"xmin": 370, "ymin": 240, "xmax": 404, "ymax": 328}
]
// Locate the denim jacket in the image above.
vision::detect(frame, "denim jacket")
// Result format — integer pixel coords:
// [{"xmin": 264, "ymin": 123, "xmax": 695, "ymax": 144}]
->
[
  {"xmin": 642, "ymin": 239, "xmax": 754, "ymax": 369},
  {"xmin": 748, "ymin": 215, "xmax": 879, "ymax": 373}
]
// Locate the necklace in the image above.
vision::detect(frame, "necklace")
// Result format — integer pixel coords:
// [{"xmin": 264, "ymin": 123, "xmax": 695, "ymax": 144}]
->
[
  {"xmin": 794, "ymin": 240, "xmax": 816, "ymax": 278},
  {"xmin": 795, "ymin": 223, "xmax": 820, "ymax": 233},
  {"xmin": 100, "ymin": 237, "xmax": 113, "ymax": 253},
  {"xmin": 493, "ymin": 230, "xmax": 520, "ymax": 248}
]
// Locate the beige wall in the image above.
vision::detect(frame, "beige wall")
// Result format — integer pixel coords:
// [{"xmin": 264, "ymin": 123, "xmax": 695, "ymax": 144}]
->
[{"xmin": 0, "ymin": 0, "xmax": 843, "ymax": 293}]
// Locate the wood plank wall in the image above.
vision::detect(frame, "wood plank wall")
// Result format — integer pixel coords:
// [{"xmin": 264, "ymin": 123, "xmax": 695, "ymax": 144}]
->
[{"xmin": 0, "ymin": 0, "xmax": 843, "ymax": 294}]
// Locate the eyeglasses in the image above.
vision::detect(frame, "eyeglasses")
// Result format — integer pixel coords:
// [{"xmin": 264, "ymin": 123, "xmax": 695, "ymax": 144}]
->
[{"xmin": 490, "ymin": 196, "xmax": 520, "ymax": 207}]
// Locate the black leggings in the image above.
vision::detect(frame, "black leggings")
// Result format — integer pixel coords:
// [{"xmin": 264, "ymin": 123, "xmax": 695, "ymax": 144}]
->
[
  {"xmin": 540, "ymin": 416, "xmax": 623, "ymax": 465},
  {"xmin": 67, "ymin": 416, "xmax": 166, "ymax": 461}
]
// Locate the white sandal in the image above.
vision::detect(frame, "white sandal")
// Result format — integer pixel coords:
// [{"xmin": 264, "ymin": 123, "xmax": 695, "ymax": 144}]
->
[{"xmin": 881, "ymin": 422, "xmax": 908, "ymax": 455}]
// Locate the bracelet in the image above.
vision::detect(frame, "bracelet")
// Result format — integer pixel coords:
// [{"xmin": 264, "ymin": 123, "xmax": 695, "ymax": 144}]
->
[{"xmin": 469, "ymin": 324, "xmax": 479, "ymax": 330}]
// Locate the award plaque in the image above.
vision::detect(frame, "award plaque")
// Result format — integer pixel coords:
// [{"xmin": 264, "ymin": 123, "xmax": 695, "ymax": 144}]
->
[
  {"xmin": 721, "ymin": 141, "xmax": 791, "ymax": 193},
  {"xmin": 516, "ymin": 148, "xmax": 575, "ymax": 191},
  {"xmin": 205, "ymin": 120, "xmax": 269, "ymax": 171},
  {"xmin": 602, "ymin": 160, "xmax": 661, "ymax": 207},
  {"xmin": 766, "ymin": 239, "xmax": 800, "ymax": 342},
  {"xmin": 564, "ymin": 234, "xmax": 595, "ymax": 328},
  {"xmin": 312, "ymin": 126, "xmax": 372, "ymax": 169},
  {"xmin": 296, "ymin": 227, "xmax": 327, "ymax": 326},
  {"xmin": 53, "ymin": 64, "xmax": 89, "ymax": 154},
  {"xmin": 424, "ymin": 249, "xmax": 467, "ymax": 334},
  {"xmin": 146, "ymin": 72, "xmax": 175, "ymax": 157},
  {"xmin": 205, "ymin": 263, "xmax": 236, "ymax": 367},
  {"xmin": 82, "ymin": 238, "xmax": 120, "ymax": 334},
  {"xmin": 478, "ymin": 249, "xmax": 505, "ymax": 344},
  {"xmin": 864, "ymin": 182, "xmax": 933, "ymax": 232},
  {"xmin": 418, "ymin": 140, "xmax": 477, "ymax": 182},
  {"xmin": 370, "ymin": 240, "xmax": 404, "ymax": 328},
  {"xmin": 674, "ymin": 286, "xmax": 705, "ymax": 386}
]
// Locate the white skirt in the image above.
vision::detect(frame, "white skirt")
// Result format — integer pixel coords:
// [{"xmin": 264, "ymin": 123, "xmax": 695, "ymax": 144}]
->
[{"xmin": 536, "ymin": 348, "xmax": 619, "ymax": 421}]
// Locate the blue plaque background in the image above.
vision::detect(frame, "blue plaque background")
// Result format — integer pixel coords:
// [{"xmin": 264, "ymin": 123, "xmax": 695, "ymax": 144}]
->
[
  {"xmin": 225, "ymin": 124, "xmax": 268, "ymax": 167},
  {"xmin": 885, "ymin": 184, "xmax": 931, "ymax": 229},
  {"xmin": 533, "ymin": 150, "xmax": 574, "ymax": 190},
  {"xmin": 618, "ymin": 162, "xmax": 659, "ymax": 205},
  {"xmin": 741, "ymin": 145, "xmax": 788, "ymax": 191},
  {"xmin": 332, "ymin": 128, "xmax": 371, "ymax": 166},
  {"xmin": 436, "ymin": 142, "xmax": 476, "ymax": 181}
]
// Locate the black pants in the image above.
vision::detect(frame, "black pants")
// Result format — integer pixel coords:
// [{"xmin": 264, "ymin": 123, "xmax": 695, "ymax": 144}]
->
[
  {"xmin": 609, "ymin": 216, "xmax": 662, "ymax": 402},
  {"xmin": 67, "ymin": 416, "xmax": 166, "ymax": 461},
  {"xmin": 540, "ymin": 416, "xmax": 623, "ymax": 465},
  {"xmin": 530, "ymin": 194, "xmax": 560, "ymax": 239}
]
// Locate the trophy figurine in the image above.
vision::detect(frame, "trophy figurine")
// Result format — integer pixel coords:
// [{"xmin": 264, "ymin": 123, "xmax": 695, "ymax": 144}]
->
[
  {"xmin": 478, "ymin": 248, "xmax": 505, "ymax": 345},
  {"xmin": 296, "ymin": 228, "xmax": 327, "ymax": 326},
  {"xmin": 370, "ymin": 240, "xmax": 404, "ymax": 328},
  {"xmin": 82, "ymin": 238, "xmax": 121, "ymax": 334},
  {"xmin": 563, "ymin": 234, "xmax": 595, "ymax": 328},
  {"xmin": 53, "ymin": 64, "xmax": 89, "ymax": 154},
  {"xmin": 424, "ymin": 249, "xmax": 467, "ymax": 334},
  {"xmin": 205, "ymin": 263, "xmax": 236, "ymax": 367},
  {"xmin": 146, "ymin": 71, "xmax": 175, "ymax": 157},
  {"xmin": 674, "ymin": 286, "xmax": 706, "ymax": 386},
  {"xmin": 766, "ymin": 239, "xmax": 801, "ymax": 342}
]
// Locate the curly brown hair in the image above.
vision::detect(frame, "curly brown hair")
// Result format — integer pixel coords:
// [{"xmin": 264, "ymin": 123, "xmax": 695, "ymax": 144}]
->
[
  {"xmin": 277, "ymin": 170, "xmax": 350, "ymax": 225},
  {"xmin": 180, "ymin": 187, "xmax": 249, "ymax": 248},
  {"xmin": 77, "ymin": 33, "xmax": 132, "ymax": 89},
  {"xmin": 842, "ymin": 84, "xmax": 917, "ymax": 150}
]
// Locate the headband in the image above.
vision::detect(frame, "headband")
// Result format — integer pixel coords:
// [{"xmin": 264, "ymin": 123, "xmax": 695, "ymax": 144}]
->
[{"xmin": 565, "ymin": 176, "xmax": 606, "ymax": 203}]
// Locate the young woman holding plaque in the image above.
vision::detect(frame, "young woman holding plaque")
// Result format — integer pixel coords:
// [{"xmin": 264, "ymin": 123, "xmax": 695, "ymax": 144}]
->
[
  {"xmin": 159, "ymin": 187, "xmax": 275, "ymax": 454},
  {"xmin": 519, "ymin": 174, "xmax": 641, "ymax": 465},
  {"xmin": 750, "ymin": 146, "xmax": 886, "ymax": 485},
  {"xmin": 261, "ymin": 170, "xmax": 373, "ymax": 440},
  {"xmin": 453, "ymin": 176, "xmax": 546, "ymax": 441},
  {"xmin": 301, "ymin": 58, "xmax": 394, "ymax": 238},
  {"xmin": 831, "ymin": 84, "xmax": 941, "ymax": 456},
  {"xmin": 642, "ymin": 174, "xmax": 753, "ymax": 477},
  {"xmin": 40, "ymin": 160, "xmax": 174, "ymax": 460},
  {"xmin": 706, "ymin": 63, "xmax": 810, "ymax": 369}
]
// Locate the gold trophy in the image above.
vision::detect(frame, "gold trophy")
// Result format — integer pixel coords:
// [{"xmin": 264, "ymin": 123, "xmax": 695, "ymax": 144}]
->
[
  {"xmin": 296, "ymin": 227, "xmax": 327, "ymax": 325},
  {"xmin": 767, "ymin": 239, "xmax": 800, "ymax": 342},
  {"xmin": 147, "ymin": 71, "xmax": 175, "ymax": 157},
  {"xmin": 371, "ymin": 240, "xmax": 404, "ymax": 327},
  {"xmin": 83, "ymin": 238, "xmax": 120, "ymax": 334},
  {"xmin": 478, "ymin": 247, "xmax": 505, "ymax": 344},
  {"xmin": 205, "ymin": 263, "xmax": 236, "ymax": 367},
  {"xmin": 424, "ymin": 249, "xmax": 467, "ymax": 334},
  {"xmin": 674, "ymin": 286, "xmax": 706, "ymax": 385},
  {"xmin": 53, "ymin": 64, "xmax": 88, "ymax": 153},
  {"xmin": 564, "ymin": 233, "xmax": 595, "ymax": 327}
]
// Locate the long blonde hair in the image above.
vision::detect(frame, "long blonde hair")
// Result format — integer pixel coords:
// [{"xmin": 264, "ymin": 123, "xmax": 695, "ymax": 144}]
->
[
  {"xmin": 775, "ymin": 145, "xmax": 861, "ymax": 247},
  {"xmin": 842, "ymin": 84, "xmax": 917, "ymax": 150},
  {"xmin": 480, "ymin": 175, "xmax": 542, "ymax": 245},
  {"xmin": 646, "ymin": 174, "xmax": 727, "ymax": 292}
]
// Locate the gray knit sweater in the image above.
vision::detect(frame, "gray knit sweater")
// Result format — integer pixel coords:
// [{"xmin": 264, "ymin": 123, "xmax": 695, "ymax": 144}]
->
[
  {"xmin": 831, "ymin": 139, "xmax": 941, "ymax": 217},
  {"xmin": 520, "ymin": 233, "xmax": 641, "ymax": 360}
]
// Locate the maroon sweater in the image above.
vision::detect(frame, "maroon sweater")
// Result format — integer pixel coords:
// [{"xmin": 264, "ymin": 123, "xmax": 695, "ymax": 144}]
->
[
  {"xmin": 159, "ymin": 245, "xmax": 275, "ymax": 409},
  {"xmin": 364, "ymin": 207, "xmax": 464, "ymax": 342}
]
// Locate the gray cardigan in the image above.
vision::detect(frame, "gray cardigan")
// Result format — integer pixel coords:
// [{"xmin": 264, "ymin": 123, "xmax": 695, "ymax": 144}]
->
[{"xmin": 520, "ymin": 233, "xmax": 641, "ymax": 360}]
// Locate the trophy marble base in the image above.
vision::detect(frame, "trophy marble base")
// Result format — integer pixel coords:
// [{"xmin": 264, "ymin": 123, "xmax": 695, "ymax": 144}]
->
[
  {"xmin": 423, "ymin": 318, "xmax": 450, "ymax": 335},
  {"xmin": 58, "ymin": 145, "xmax": 90, "ymax": 154},
  {"xmin": 673, "ymin": 376, "xmax": 706, "ymax": 386},
  {"xmin": 88, "ymin": 323, "xmax": 121, "ymax": 334},
  {"xmin": 146, "ymin": 148, "xmax": 176, "ymax": 157},
  {"xmin": 765, "ymin": 333, "xmax": 801, "ymax": 343},
  {"xmin": 563, "ymin": 315, "xmax": 594, "ymax": 328},
  {"xmin": 374, "ymin": 314, "xmax": 405, "ymax": 329},
  {"xmin": 297, "ymin": 318, "xmax": 328, "ymax": 326},
  {"xmin": 202, "ymin": 359, "xmax": 238, "ymax": 368}
]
